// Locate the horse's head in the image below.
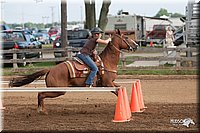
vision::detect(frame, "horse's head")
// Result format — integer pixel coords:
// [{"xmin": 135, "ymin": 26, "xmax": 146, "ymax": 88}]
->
[{"xmin": 111, "ymin": 29, "xmax": 138, "ymax": 52}]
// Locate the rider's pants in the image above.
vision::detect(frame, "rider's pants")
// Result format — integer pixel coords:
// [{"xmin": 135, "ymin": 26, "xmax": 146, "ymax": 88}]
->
[{"xmin": 77, "ymin": 53, "xmax": 98, "ymax": 85}]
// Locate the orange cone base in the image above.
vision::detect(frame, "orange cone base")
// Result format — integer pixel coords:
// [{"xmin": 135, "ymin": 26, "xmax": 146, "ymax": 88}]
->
[
  {"xmin": 112, "ymin": 119, "xmax": 131, "ymax": 122},
  {"xmin": 132, "ymin": 110, "xmax": 144, "ymax": 113}
]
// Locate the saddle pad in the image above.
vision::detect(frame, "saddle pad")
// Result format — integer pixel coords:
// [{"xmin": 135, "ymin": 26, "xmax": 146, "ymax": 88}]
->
[
  {"xmin": 73, "ymin": 57, "xmax": 84, "ymax": 65},
  {"xmin": 72, "ymin": 61, "xmax": 89, "ymax": 71},
  {"xmin": 65, "ymin": 60, "xmax": 89, "ymax": 78}
]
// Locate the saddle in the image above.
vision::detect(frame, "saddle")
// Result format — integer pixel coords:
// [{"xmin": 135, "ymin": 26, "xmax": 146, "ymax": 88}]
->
[{"xmin": 65, "ymin": 55, "xmax": 104, "ymax": 78}]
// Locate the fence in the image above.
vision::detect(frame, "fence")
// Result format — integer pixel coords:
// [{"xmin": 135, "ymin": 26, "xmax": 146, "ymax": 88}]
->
[
  {"xmin": 120, "ymin": 47, "xmax": 198, "ymax": 69},
  {"xmin": 1, "ymin": 46, "xmax": 198, "ymax": 69}
]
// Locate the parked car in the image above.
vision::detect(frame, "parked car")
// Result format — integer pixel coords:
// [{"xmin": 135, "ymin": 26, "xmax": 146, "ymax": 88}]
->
[
  {"xmin": 34, "ymin": 32, "xmax": 50, "ymax": 44},
  {"xmin": 38, "ymin": 29, "xmax": 48, "ymax": 33},
  {"xmin": 48, "ymin": 26, "xmax": 61, "ymax": 43},
  {"xmin": 53, "ymin": 29, "xmax": 91, "ymax": 58},
  {"xmin": 1, "ymin": 30, "xmax": 42, "ymax": 67},
  {"xmin": 1, "ymin": 24, "xmax": 10, "ymax": 30}
]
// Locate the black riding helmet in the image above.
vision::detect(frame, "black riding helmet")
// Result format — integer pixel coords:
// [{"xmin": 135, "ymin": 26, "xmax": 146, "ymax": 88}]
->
[{"xmin": 91, "ymin": 27, "xmax": 104, "ymax": 34}]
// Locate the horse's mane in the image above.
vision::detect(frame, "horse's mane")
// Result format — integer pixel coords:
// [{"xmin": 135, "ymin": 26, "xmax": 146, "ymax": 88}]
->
[{"xmin": 99, "ymin": 34, "xmax": 118, "ymax": 58}]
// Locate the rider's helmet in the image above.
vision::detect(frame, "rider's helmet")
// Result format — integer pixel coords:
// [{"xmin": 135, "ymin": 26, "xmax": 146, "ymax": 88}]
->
[{"xmin": 90, "ymin": 27, "xmax": 104, "ymax": 34}]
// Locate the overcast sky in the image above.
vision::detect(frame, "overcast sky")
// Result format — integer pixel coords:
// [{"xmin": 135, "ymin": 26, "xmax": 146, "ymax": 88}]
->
[{"xmin": 1, "ymin": 0, "xmax": 196, "ymax": 24}]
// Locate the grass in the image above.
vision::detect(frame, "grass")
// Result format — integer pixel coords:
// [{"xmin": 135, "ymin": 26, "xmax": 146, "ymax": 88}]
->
[
  {"xmin": 117, "ymin": 69, "xmax": 198, "ymax": 75},
  {"xmin": 118, "ymin": 56, "xmax": 139, "ymax": 66},
  {"xmin": 24, "ymin": 62, "xmax": 56, "ymax": 68},
  {"xmin": 42, "ymin": 44, "xmax": 53, "ymax": 49},
  {"xmin": 2, "ymin": 61, "xmax": 198, "ymax": 76}
]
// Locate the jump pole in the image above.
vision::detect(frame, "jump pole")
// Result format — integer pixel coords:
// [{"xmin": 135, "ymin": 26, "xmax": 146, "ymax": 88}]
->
[
  {"xmin": 0, "ymin": 87, "xmax": 118, "ymax": 92},
  {"xmin": 0, "ymin": 87, "xmax": 133, "ymax": 122}
]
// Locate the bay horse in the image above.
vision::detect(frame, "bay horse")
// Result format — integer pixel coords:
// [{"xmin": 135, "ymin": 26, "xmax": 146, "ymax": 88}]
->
[{"xmin": 9, "ymin": 30, "xmax": 138, "ymax": 114}]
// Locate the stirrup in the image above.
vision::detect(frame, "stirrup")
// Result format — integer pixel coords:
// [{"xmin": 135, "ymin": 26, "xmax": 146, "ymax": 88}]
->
[{"xmin": 86, "ymin": 84, "xmax": 92, "ymax": 88}]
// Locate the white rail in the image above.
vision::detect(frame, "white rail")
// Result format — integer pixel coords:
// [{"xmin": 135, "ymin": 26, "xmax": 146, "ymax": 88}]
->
[{"xmin": 0, "ymin": 87, "xmax": 118, "ymax": 92}]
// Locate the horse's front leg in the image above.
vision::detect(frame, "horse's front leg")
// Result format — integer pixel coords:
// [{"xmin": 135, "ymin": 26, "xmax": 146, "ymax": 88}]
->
[
  {"xmin": 102, "ymin": 81, "xmax": 118, "ymax": 96},
  {"xmin": 112, "ymin": 81, "xmax": 123, "ymax": 96},
  {"xmin": 113, "ymin": 81, "xmax": 121, "ymax": 87}
]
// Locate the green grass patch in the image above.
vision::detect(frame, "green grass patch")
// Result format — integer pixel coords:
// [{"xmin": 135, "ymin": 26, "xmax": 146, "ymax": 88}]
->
[
  {"xmin": 117, "ymin": 69, "xmax": 198, "ymax": 75},
  {"xmin": 118, "ymin": 56, "xmax": 140, "ymax": 66},
  {"xmin": 25, "ymin": 62, "xmax": 56, "ymax": 68},
  {"xmin": 42, "ymin": 44, "xmax": 53, "ymax": 49},
  {"xmin": 2, "ymin": 67, "xmax": 198, "ymax": 76}
]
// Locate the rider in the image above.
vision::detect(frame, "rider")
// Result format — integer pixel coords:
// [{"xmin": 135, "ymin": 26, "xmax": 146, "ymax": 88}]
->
[{"xmin": 77, "ymin": 27, "xmax": 111, "ymax": 87}]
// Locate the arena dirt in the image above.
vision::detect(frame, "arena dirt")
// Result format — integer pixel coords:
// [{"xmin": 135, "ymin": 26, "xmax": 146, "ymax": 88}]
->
[{"xmin": 1, "ymin": 76, "xmax": 199, "ymax": 132}]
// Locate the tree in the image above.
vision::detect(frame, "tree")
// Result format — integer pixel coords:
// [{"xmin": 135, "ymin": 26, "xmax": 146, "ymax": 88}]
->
[
  {"xmin": 154, "ymin": 8, "xmax": 169, "ymax": 18},
  {"xmin": 154, "ymin": 8, "xmax": 184, "ymax": 18},
  {"xmin": 171, "ymin": 13, "xmax": 184, "ymax": 18},
  {"xmin": 84, "ymin": 0, "xmax": 96, "ymax": 30},
  {"xmin": 84, "ymin": 0, "xmax": 111, "ymax": 31},
  {"xmin": 98, "ymin": 0, "xmax": 111, "ymax": 32}
]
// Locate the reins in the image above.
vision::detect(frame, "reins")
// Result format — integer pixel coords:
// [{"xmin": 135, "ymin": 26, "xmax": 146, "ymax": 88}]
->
[{"xmin": 110, "ymin": 34, "xmax": 133, "ymax": 53}]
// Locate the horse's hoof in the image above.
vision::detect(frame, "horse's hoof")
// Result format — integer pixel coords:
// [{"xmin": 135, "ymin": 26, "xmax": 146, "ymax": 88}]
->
[
  {"xmin": 111, "ymin": 91, "xmax": 118, "ymax": 96},
  {"xmin": 37, "ymin": 108, "xmax": 48, "ymax": 115},
  {"xmin": 38, "ymin": 110, "xmax": 48, "ymax": 115}
]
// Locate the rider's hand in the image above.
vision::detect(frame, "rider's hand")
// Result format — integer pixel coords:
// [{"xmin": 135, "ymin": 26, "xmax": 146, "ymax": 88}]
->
[
  {"xmin": 93, "ymin": 50, "xmax": 97, "ymax": 55},
  {"xmin": 108, "ymin": 34, "xmax": 112, "ymax": 42}
]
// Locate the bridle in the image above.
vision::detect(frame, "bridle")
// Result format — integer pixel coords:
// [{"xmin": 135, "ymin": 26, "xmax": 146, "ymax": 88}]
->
[
  {"xmin": 110, "ymin": 34, "xmax": 137, "ymax": 53},
  {"xmin": 102, "ymin": 34, "xmax": 138, "ymax": 74}
]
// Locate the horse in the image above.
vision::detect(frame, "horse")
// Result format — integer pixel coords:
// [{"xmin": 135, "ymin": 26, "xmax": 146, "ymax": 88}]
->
[{"xmin": 9, "ymin": 30, "xmax": 138, "ymax": 114}]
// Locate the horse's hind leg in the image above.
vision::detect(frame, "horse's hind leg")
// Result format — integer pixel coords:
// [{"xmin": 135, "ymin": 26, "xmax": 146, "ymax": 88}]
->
[{"xmin": 37, "ymin": 92, "xmax": 66, "ymax": 114}]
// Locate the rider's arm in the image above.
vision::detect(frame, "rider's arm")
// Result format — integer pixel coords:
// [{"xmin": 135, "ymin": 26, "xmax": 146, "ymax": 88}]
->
[
  {"xmin": 96, "ymin": 34, "xmax": 112, "ymax": 45},
  {"xmin": 96, "ymin": 38, "xmax": 111, "ymax": 44}
]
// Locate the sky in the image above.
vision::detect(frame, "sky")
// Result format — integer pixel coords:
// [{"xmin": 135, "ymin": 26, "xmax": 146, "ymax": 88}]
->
[{"xmin": 0, "ymin": 0, "xmax": 196, "ymax": 24}]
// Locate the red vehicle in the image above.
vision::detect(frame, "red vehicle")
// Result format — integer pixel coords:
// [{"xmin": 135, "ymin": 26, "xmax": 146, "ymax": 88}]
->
[
  {"xmin": 48, "ymin": 27, "xmax": 60, "ymax": 36},
  {"xmin": 147, "ymin": 24, "xmax": 175, "ymax": 39},
  {"xmin": 48, "ymin": 27, "xmax": 61, "ymax": 43}
]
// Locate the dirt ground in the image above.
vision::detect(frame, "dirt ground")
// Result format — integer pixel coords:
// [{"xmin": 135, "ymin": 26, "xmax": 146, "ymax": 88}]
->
[{"xmin": 1, "ymin": 75, "xmax": 199, "ymax": 132}]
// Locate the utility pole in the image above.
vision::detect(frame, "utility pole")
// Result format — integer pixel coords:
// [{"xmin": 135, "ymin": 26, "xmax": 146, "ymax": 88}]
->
[
  {"xmin": 0, "ymin": 0, "xmax": 6, "ymax": 22},
  {"xmin": 61, "ymin": 0, "xmax": 67, "ymax": 57},
  {"xmin": 80, "ymin": 6, "xmax": 83, "ymax": 24},
  {"xmin": 42, "ymin": 16, "xmax": 49, "ymax": 24},
  {"xmin": 50, "ymin": 6, "xmax": 55, "ymax": 26}
]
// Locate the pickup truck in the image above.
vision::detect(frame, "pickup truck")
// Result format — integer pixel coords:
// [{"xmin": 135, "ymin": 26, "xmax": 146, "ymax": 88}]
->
[
  {"xmin": 53, "ymin": 29, "xmax": 91, "ymax": 58},
  {"xmin": 1, "ymin": 30, "xmax": 42, "ymax": 66},
  {"xmin": 146, "ymin": 24, "xmax": 175, "ymax": 45}
]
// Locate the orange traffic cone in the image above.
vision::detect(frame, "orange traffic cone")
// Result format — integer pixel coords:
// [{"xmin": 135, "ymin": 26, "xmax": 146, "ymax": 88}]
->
[
  {"xmin": 130, "ymin": 83, "xmax": 142, "ymax": 113},
  {"xmin": 113, "ymin": 88, "xmax": 129, "ymax": 122},
  {"xmin": 0, "ymin": 98, "xmax": 5, "ymax": 110},
  {"xmin": 136, "ymin": 80, "xmax": 147, "ymax": 111},
  {"xmin": 122, "ymin": 87, "xmax": 131, "ymax": 120}
]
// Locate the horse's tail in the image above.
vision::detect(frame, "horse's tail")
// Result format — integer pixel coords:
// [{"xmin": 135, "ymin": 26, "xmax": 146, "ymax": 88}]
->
[{"xmin": 9, "ymin": 69, "xmax": 50, "ymax": 87}]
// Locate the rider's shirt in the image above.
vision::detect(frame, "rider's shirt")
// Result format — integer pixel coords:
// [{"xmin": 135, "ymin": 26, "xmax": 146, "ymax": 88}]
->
[{"xmin": 80, "ymin": 36, "xmax": 99, "ymax": 56}]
